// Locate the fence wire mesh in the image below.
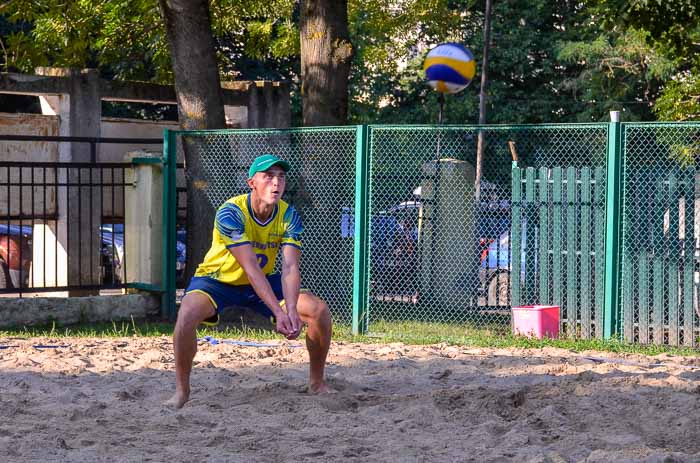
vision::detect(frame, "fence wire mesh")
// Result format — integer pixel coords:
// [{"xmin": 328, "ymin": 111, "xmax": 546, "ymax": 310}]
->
[
  {"xmin": 621, "ymin": 123, "xmax": 700, "ymax": 347},
  {"xmin": 510, "ymin": 125, "xmax": 609, "ymax": 338},
  {"xmin": 177, "ymin": 128, "xmax": 357, "ymax": 324},
  {"xmin": 172, "ymin": 123, "xmax": 700, "ymax": 346},
  {"xmin": 366, "ymin": 125, "xmax": 608, "ymax": 328},
  {"xmin": 368, "ymin": 126, "xmax": 499, "ymax": 324}
]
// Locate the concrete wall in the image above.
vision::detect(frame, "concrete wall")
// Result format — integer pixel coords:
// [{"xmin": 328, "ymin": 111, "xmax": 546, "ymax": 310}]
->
[
  {"xmin": 0, "ymin": 113, "xmax": 60, "ymax": 217},
  {"xmin": 0, "ymin": 293, "xmax": 160, "ymax": 328},
  {"xmin": 99, "ymin": 117, "xmax": 178, "ymax": 162},
  {"xmin": 0, "ymin": 114, "xmax": 181, "ymax": 219},
  {"xmin": 0, "ymin": 112, "xmax": 59, "ymax": 159}
]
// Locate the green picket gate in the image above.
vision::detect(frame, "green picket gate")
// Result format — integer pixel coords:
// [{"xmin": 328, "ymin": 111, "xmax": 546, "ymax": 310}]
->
[{"xmin": 510, "ymin": 165, "xmax": 607, "ymax": 338}]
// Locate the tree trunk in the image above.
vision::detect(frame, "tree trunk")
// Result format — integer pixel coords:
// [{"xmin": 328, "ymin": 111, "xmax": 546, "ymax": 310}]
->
[
  {"xmin": 475, "ymin": 0, "xmax": 493, "ymax": 200},
  {"xmin": 300, "ymin": 0, "xmax": 352, "ymax": 126},
  {"xmin": 158, "ymin": 0, "xmax": 226, "ymax": 285},
  {"xmin": 297, "ymin": 0, "xmax": 352, "ymax": 293}
]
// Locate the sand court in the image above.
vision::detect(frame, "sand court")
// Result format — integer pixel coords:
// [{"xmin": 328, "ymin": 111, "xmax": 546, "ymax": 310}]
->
[{"xmin": 1, "ymin": 336, "xmax": 699, "ymax": 462}]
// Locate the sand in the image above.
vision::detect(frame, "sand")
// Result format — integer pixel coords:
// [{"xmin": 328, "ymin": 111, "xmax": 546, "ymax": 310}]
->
[{"xmin": 1, "ymin": 336, "xmax": 699, "ymax": 463}]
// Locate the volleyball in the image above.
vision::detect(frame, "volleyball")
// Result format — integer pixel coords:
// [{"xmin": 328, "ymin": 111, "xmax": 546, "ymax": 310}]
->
[{"xmin": 423, "ymin": 43, "xmax": 476, "ymax": 94}]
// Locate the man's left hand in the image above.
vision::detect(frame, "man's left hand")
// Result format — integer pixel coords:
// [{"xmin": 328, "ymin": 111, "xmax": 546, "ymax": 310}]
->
[{"xmin": 285, "ymin": 307, "xmax": 303, "ymax": 340}]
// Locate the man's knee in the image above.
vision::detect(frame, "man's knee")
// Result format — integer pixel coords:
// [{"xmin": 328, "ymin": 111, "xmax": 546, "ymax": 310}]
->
[
  {"xmin": 177, "ymin": 293, "xmax": 216, "ymax": 328},
  {"xmin": 306, "ymin": 297, "xmax": 330, "ymax": 323}
]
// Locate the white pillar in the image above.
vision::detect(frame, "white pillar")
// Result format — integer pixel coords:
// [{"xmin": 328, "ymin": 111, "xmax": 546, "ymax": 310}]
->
[
  {"xmin": 124, "ymin": 151, "xmax": 163, "ymax": 287},
  {"xmin": 31, "ymin": 222, "xmax": 68, "ymax": 290},
  {"xmin": 31, "ymin": 93, "xmax": 71, "ymax": 295},
  {"xmin": 36, "ymin": 69, "xmax": 102, "ymax": 293}
]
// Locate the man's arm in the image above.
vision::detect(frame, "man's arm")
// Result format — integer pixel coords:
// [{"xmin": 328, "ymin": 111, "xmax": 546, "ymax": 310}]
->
[
  {"xmin": 228, "ymin": 244, "xmax": 299, "ymax": 337},
  {"xmin": 281, "ymin": 244, "xmax": 302, "ymax": 315}
]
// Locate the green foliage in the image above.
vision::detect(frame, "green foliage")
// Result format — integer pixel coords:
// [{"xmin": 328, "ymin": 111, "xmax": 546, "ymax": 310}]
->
[
  {"xmin": 0, "ymin": 0, "xmax": 166, "ymax": 79},
  {"xmin": 1, "ymin": 0, "xmax": 697, "ymax": 123},
  {"xmin": 668, "ymin": 141, "xmax": 700, "ymax": 168},
  {"xmin": 0, "ymin": 29, "xmax": 47, "ymax": 72},
  {"xmin": 589, "ymin": 0, "xmax": 699, "ymax": 63},
  {"xmin": 94, "ymin": 0, "xmax": 170, "ymax": 81},
  {"xmin": 654, "ymin": 70, "xmax": 700, "ymax": 121},
  {"xmin": 350, "ymin": 0, "xmax": 599, "ymax": 123},
  {"xmin": 0, "ymin": 0, "xmax": 299, "ymax": 82},
  {"xmin": 557, "ymin": 29, "xmax": 676, "ymax": 121},
  {"xmin": 587, "ymin": 0, "xmax": 700, "ymax": 121},
  {"xmin": 348, "ymin": 0, "xmax": 480, "ymax": 124},
  {"xmin": 211, "ymin": 0, "xmax": 298, "ymax": 75}
]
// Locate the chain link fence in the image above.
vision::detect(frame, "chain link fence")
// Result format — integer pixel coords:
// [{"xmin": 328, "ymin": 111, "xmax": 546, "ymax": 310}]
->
[
  {"xmin": 366, "ymin": 125, "xmax": 608, "ymax": 328},
  {"xmin": 509, "ymin": 125, "xmax": 609, "ymax": 338},
  {"xmin": 175, "ymin": 127, "xmax": 357, "ymax": 324},
  {"xmin": 167, "ymin": 123, "xmax": 700, "ymax": 346},
  {"xmin": 621, "ymin": 123, "xmax": 700, "ymax": 347}
]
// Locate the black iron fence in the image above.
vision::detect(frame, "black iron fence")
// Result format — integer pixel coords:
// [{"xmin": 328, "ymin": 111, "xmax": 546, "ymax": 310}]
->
[{"xmin": 0, "ymin": 135, "xmax": 162, "ymax": 295}]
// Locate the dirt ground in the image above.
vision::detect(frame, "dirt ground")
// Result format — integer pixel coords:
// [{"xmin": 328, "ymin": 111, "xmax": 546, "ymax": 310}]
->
[{"xmin": 1, "ymin": 336, "xmax": 699, "ymax": 463}]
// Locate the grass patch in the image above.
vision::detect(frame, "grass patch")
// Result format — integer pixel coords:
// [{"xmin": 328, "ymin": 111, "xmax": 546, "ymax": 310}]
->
[
  {"xmin": 0, "ymin": 318, "xmax": 174, "ymax": 338},
  {"xmin": 0, "ymin": 318, "xmax": 698, "ymax": 357},
  {"xmin": 340, "ymin": 320, "xmax": 700, "ymax": 357}
]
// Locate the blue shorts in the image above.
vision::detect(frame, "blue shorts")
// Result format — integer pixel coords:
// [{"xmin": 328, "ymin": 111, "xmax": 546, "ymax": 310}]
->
[{"xmin": 185, "ymin": 274, "xmax": 284, "ymax": 318}]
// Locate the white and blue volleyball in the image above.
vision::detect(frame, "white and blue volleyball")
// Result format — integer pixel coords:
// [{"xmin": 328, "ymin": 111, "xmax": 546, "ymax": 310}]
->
[{"xmin": 423, "ymin": 43, "xmax": 476, "ymax": 94}]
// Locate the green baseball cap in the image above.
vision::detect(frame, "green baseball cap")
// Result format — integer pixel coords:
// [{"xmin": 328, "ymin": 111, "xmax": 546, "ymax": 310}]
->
[{"xmin": 248, "ymin": 154, "xmax": 291, "ymax": 178}]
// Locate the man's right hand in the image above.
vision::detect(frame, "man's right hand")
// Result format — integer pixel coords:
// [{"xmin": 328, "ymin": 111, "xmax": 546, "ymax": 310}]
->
[{"xmin": 274, "ymin": 311, "xmax": 301, "ymax": 340}]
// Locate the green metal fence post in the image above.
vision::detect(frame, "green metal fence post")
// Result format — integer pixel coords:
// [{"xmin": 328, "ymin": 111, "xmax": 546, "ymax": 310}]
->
[
  {"xmin": 352, "ymin": 125, "xmax": 371, "ymax": 335},
  {"xmin": 603, "ymin": 112, "xmax": 624, "ymax": 339},
  {"xmin": 510, "ymin": 161, "xmax": 522, "ymax": 307},
  {"xmin": 162, "ymin": 128, "xmax": 178, "ymax": 320}
]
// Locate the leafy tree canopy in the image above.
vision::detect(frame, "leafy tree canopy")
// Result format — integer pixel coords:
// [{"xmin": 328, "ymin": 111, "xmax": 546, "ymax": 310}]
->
[
  {"xmin": 586, "ymin": 0, "xmax": 700, "ymax": 120},
  {"xmin": 588, "ymin": 0, "xmax": 699, "ymax": 63},
  {"xmin": 350, "ymin": 0, "xmax": 674, "ymax": 123},
  {"xmin": 0, "ymin": 0, "xmax": 697, "ymax": 122},
  {"xmin": 0, "ymin": 0, "xmax": 298, "ymax": 82}
]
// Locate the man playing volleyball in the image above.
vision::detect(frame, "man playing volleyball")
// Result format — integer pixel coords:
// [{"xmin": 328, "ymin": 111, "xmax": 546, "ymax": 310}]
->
[{"xmin": 166, "ymin": 154, "xmax": 333, "ymax": 409}]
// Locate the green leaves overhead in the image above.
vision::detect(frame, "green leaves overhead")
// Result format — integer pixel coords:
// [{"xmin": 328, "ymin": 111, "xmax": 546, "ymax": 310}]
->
[
  {"xmin": 557, "ymin": 29, "xmax": 676, "ymax": 121},
  {"xmin": 654, "ymin": 72, "xmax": 700, "ymax": 121},
  {"xmin": 586, "ymin": 0, "xmax": 700, "ymax": 121},
  {"xmin": 0, "ymin": 0, "xmax": 166, "ymax": 79},
  {"xmin": 589, "ymin": 0, "xmax": 699, "ymax": 62},
  {"xmin": 0, "ymin": 0, "xmax": 697, "ymax": 122},
  {"xmin": 0, "ymin": 0, "xmax": 298, "ymax": 81}
]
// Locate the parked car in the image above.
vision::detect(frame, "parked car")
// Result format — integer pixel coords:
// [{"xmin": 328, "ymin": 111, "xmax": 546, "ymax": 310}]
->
[
  {"xmin": 343, "ymin": 199, "xmax": 520, "ymax": 304},
  {"xmin": 0, "ymin": 224, "xmax": 185, "ymax": 289},
  {"xmin": 478, "ymin": 228, "xmax": 512, "ymax": 306},
  {"xmin": 342, "ymin": 201, "xmax": 421, "ymax": 299},
  {"xmin": 478, "ymin": 220, "xmax": 533, "ymax": 306},
  {"xmin": 0, "ymin": 224, "xmax": 33, "ymax": 289},
  {"xmin": 100, "ymin": 224, "xmax": 125, "ymax": 285},
  {"xmin": 101, "ymin": 224, "xmax": 187, "ymax": 285},
  {"xmin": 342, "ymin": 201, "xmax": 420, "ymax": 264}
]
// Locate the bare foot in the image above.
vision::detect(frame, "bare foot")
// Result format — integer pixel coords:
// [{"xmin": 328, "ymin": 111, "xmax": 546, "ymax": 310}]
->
[
  {"xmin": 309, "ymin": 381, "xmax": 337, "ymax": 394},
  {"xmin": 164, "ymin": 390, "xmax": 190, "ymax": 409}
]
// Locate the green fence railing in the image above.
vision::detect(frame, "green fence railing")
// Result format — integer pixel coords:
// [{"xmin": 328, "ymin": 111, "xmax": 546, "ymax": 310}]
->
[
  {"xmin": 162, "ymin": 127, "xmax": 358, "ymax": 325},
  {"xmin": 508, "ymin": 124, "xmax": 609, "ymax": 338},
  {"xmin": 162, "ymin": 122, "xmax": 700, "ymax": 347},
  {"xmin": 620, "ymin": 123, "xmax": 700, "ymax": 347}
]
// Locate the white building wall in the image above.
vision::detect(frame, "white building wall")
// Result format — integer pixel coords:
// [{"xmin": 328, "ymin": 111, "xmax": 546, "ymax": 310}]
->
[{"xmin": 99, "ymin": 117, "xmax": 179, "ymax": 162}]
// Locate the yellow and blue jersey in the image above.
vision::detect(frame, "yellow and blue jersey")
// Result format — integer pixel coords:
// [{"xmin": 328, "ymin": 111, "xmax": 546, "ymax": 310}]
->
[{"xmin": 194, "ymin": 193, "xmax": 303, "ymax": 286}]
